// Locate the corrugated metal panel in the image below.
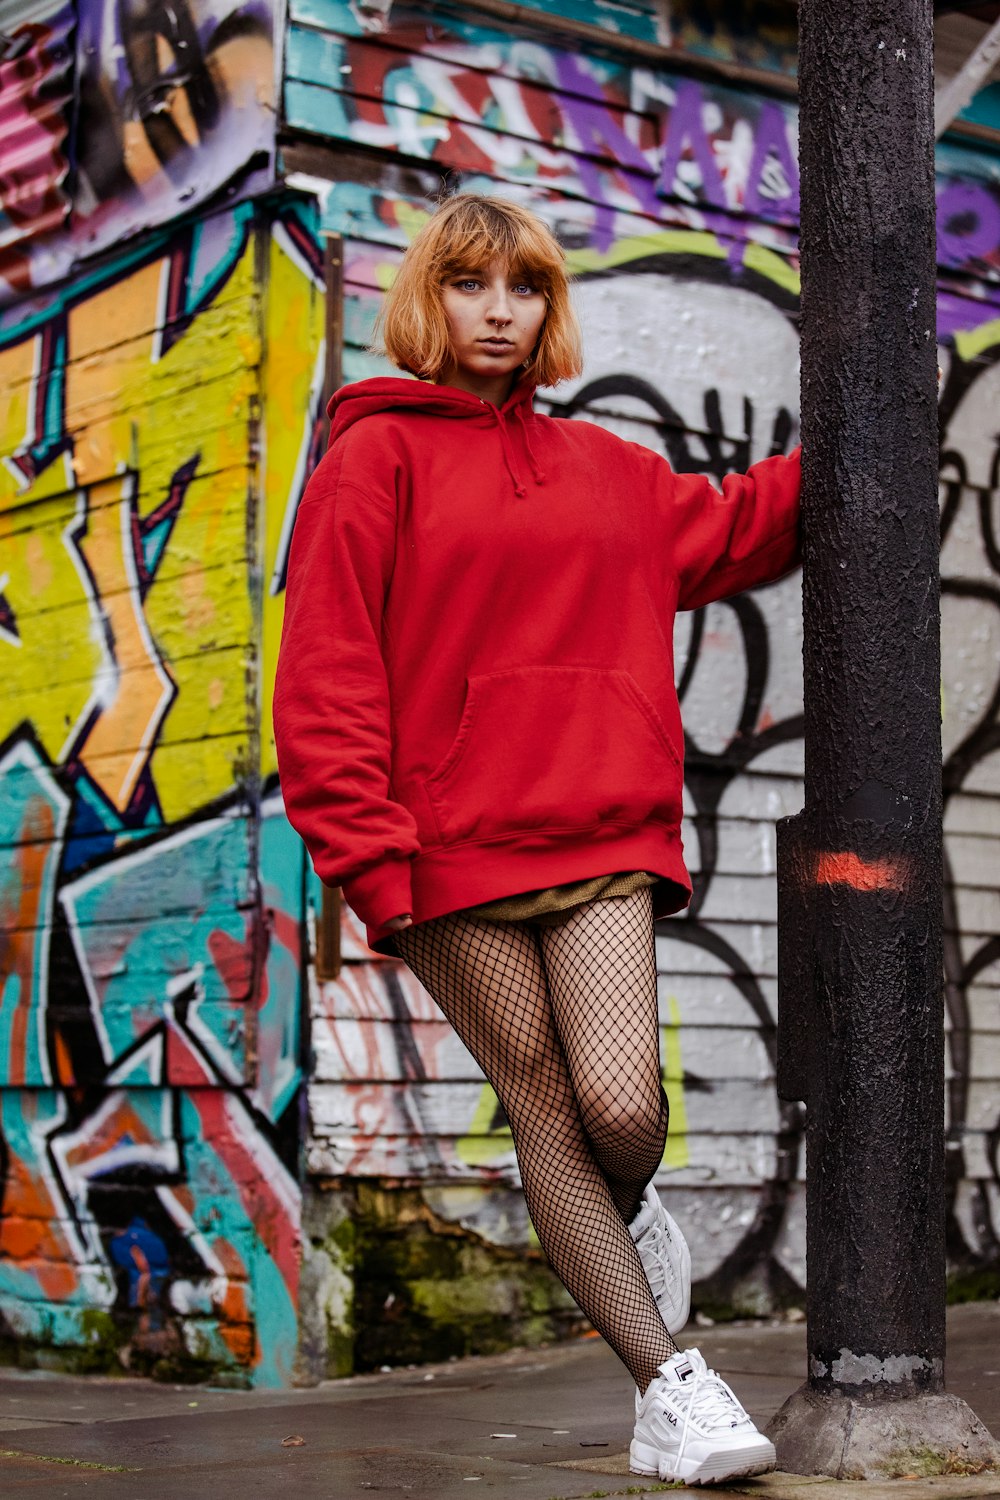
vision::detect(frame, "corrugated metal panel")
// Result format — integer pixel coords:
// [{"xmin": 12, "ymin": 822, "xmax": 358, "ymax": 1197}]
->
[
  {"xmin": 0, "ymin": 0, "xmax": 74, "ymax": 251},
  {"xmin": 0, "ymin": 0, "xmax": 71, "ymax": 23}
]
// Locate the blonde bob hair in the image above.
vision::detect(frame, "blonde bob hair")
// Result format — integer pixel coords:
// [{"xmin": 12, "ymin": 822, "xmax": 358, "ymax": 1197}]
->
[{"xmin": 375, "ymin": 194, "xmax": 583, "ymax": 387}]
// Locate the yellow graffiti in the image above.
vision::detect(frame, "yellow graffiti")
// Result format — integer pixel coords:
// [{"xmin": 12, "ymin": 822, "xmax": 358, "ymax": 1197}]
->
[
  {"xmin": 73, "ymin": 476, "xmax": 173, "ymax": 810},
  {"xmin": 567, "ymin": 226, "xmax": 801, "ymax": 300},
  {"xmin": 456, "ymin": 1081, "xmax": 515, "ymax": 1171},
  {"xmin": 954, "ymin": 317, "xmax": 1000, "ymax": 364},
  {"xmin": 0, "ymin": 233, "xmax": 264, "ymax": 820},
  {"xmin": 0, "ymin": 336, "xmax": 40, "ymax": 484},
  {"xmin": 661, "ymin": 996, "xmax": 689, "ymax": 1171},
  {"xmin": 569, "ymin": 228, "xmax": 727, "ymax": 276},
  {"xmin": 260, "ymin": 224, "xmax": 327, "ymax": 782},
  {"xmin": 63, "ymin": 259, "xmax": 164, "ymax": 489},
  {"xmin": 0, "ymin": 491, "xmax": 102, "ymax": 764}
]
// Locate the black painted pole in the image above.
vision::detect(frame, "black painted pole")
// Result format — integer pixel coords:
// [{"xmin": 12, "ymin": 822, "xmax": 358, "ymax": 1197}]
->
[
  {"xmin": 793, "ymin": 0, "xmax": 944, "ymax": 1386},
  {"xmin": 769, "ymin": 0, "xmax": 1000, "ymax": 1478}
]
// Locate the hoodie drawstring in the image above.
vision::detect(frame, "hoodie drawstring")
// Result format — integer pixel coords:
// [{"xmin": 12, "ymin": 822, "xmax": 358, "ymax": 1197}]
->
[
  {"xmin": 513, "ymin": 404, "xmax": 546, "ymax": 486},
  {"xmin": 493, "ymin": 408, "xmax": 527, "ymax": 497},
  {"xmin": 492, "ymin": 404, "xmax": 545, "ymax": 498}
]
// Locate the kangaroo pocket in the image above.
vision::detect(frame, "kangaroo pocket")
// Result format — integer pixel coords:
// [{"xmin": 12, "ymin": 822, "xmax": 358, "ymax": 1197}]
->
[{"xmin": 422, "ymin": 665, "xmax": 683, "ymax": 847}]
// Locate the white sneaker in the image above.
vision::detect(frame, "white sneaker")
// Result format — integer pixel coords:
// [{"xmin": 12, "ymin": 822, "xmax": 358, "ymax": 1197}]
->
[
  {"xmin": 628, "ymin": 1183, "xmax": 691, "ymax": 1336},
  {"xmin": 630, "ymin": 1347, "xmax": 777, "ymax": 1485}
]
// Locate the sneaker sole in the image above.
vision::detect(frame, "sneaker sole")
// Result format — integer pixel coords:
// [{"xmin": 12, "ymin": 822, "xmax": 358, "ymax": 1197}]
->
[{"xmin": 629, "ymin": 1436, "xmax": 777, "ymax": 1484}]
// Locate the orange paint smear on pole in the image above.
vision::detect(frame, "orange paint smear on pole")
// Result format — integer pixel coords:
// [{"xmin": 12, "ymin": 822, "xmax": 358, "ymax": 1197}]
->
[{"xmin": 815, "ymin": 851, "xmax": 908, "ymax": 893}]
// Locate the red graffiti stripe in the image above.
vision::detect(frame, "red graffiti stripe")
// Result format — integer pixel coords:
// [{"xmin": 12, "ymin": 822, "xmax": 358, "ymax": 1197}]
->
[
  {"xmin": 168, "ymin": 1019, "xmax": 300, "ymax": 1308},
  {"xmin": 188, "ymin": 1090, "xmax": 300, "ymax": 1299},
  {"xmin": 815, "ymin": 852, "xmax": 908, "ymax": 893}
]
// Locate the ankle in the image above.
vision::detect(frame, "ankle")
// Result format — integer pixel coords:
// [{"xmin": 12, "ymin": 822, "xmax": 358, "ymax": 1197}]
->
[{"xmin": 638, "ymin": 1339, "xmax": 677, "ymax": 1391}]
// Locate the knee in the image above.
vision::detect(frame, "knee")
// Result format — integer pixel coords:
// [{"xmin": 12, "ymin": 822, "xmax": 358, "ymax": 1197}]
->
[
  {"xmin": 491, "ymin": 1031, "xmax": 572, "ymax": 1126},
  {"xmin": 578, "ymin": 1084, "xmax": 667, "ymax": 1161},
  {"xmin": 495, "ymin": 1026, "xmax": 555, "ymax": 1089}
]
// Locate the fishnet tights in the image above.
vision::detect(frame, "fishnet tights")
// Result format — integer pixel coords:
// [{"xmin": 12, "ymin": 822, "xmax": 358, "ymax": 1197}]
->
[{"xmin": 392, "ymin": 886, "xmax": 677, "ymax": 1392}]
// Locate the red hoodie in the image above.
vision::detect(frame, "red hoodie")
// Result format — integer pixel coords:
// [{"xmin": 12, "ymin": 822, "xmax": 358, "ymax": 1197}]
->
[{"xmin": 273, "ymin": 376, "xmax": 801, "ymax": 957}]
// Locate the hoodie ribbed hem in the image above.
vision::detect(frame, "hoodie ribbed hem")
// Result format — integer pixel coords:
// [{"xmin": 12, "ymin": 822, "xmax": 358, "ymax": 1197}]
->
[
  {"xmin": 342, "ymin": 855, "xmax": 414, "ymax": 944},
  {"xmin": 365, "ymin": 824, "xmax": 692, "ymax": 957}
]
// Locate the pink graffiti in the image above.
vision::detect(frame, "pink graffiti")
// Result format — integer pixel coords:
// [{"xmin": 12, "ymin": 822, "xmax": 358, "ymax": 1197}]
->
[{"xmin": 0, "ymin": 24, "xmax": 70, "ymax": 235}]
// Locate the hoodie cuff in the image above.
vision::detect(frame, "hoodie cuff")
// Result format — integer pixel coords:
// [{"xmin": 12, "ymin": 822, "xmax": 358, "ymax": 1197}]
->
[{"xmin": 341, "ymin": 856, "xmax": 414, "ymax": 931}]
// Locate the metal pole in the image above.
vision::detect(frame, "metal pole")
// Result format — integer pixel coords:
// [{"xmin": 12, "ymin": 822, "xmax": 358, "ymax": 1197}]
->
[{"xmin": 770, "ymin": 0, "xmax": 1000, "ymax": 1478}]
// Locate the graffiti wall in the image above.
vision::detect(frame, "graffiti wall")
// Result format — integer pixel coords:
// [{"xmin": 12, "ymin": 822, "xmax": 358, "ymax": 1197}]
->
[
  {"xmin": 0, "ymin": 197, "xmax": 327, "ymax": 1383},
  {"xmin": 293, "ymin": 0, "xmax": 1000, "ymax": 1357},
  {"xmin": 0, "ymin": 0, "xmax": 279, "ymax": 303},
  {"xmin": 3, "ymin": 0, "xmax": 1000, "ymax": 1380}
]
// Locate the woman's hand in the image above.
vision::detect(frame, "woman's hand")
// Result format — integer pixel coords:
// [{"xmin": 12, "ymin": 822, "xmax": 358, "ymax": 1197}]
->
[{"xmin": 384, "ymin": 913, "xmax": 413, "ymax": 932}]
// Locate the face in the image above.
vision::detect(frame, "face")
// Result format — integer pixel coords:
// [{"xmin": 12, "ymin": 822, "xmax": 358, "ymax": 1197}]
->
[{"xmin": 439, "ymin": 260, "xmax": 547, "ymax": 403}]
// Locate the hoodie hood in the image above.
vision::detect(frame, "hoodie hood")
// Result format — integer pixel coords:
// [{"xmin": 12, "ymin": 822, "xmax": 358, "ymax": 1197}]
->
[{"xmin": 327, "ymin": 375, "xmax": 545, "ymax": 498}]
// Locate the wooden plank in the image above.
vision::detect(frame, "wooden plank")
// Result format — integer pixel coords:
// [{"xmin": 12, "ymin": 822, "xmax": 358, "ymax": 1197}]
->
[
  {"xmin": 311, "ymin": 1015, "xmax": 780, "ymax": 1083},
  {"xmin": 288, "ymin": 0, "xmax": 663, "ymax": 49},
  {"xmin": 306, "ymin": 1126, "xmax": 788, "ymax": 1185},
  {"xmin": 308, "ymin": 1075, "xmax": 781, "ymax": 1133}
]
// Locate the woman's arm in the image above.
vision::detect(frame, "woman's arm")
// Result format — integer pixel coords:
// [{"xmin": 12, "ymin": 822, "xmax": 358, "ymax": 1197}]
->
[
  {"xmin": 273, "ymin": 452, "xmax": 420, "ymax": 934},
  {"xmin": 663, "ymin": 446, "xmax": 802, "ymax": 611}
]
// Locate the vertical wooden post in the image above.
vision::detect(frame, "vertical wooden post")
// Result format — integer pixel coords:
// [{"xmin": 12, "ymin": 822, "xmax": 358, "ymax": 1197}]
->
[{"xmin": 315, "ymin": 232, "xmax": 345, "ymax": 982}]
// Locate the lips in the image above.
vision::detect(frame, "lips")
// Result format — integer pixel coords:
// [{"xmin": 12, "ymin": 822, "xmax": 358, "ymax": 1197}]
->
[{"xmin": 478, "ymin": 338, "xmax": 515, "ymax": 352}]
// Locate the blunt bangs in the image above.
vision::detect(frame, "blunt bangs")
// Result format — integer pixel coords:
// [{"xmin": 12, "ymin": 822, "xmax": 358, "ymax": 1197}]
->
[
  {"xmin": 375, "ymin": 194, "xmax": 583, "ymax": 387},
  {"xmin": 433, "ymin": 201, "xmax": 562, "ymax": 290}
]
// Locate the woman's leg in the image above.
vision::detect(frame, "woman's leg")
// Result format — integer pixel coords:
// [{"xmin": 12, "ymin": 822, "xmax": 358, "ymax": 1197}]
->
[
  {"xmin": 536, "ymin": 887, "xmax": 669, "ymax": 1227},
  {"xmin": 392, "ymin": 910, "xmax": 675, "ymax": 1390}
]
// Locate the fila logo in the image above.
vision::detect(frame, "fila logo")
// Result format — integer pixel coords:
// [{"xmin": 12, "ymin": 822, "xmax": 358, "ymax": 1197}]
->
[{"xmin": 676, "ymin": 1363, "xmax": 694, "ymax": 1382}]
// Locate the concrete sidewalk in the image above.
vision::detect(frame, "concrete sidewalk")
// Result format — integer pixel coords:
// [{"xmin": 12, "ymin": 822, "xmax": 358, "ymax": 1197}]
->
[{"xmin": 1, "ymin": 1303, "xmax": 999, "ymax": 1498}]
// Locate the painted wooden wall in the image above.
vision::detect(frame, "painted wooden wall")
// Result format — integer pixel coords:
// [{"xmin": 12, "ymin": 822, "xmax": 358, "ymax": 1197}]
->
[
  {"xmin": 287, "ymin": 0, "xmax": 1000, "ymax": 1348},
  {"xmin": 0, "ymin": 196, "xmax": 332, "ymax": 1385}
]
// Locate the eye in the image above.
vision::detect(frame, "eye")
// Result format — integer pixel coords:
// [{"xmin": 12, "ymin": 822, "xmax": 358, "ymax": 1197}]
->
[
  {"xmin": 451, "ymin": 277, "xmax": 482, "ymax": 292},
  {"xmin": 512, "ymin": 281, "xmax": 537, "ymax": 296}
]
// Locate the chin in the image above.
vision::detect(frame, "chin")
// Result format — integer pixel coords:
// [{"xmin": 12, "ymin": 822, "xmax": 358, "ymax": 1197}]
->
[{"xmin": 471, "ymin": 356, "xmax": 521, "ymax": 375}]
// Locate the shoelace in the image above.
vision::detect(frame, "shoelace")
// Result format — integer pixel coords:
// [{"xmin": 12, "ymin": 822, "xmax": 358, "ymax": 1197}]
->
[
  {"xmin": 671, "ymin": 1365, "xmax": 754, "ymax": 1437},
  {"xmin": 642, "ymin": 1220, "xmax": 679, "ymax": 1301},
  {"xmin": 651, "ymin": 1364, "xmax": 754, "ymax": 1474}
]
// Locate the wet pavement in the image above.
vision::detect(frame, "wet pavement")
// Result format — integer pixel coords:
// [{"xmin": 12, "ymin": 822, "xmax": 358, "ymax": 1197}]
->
[{"xmin": 1, "ymin": 1302, "xmax": 999, "ymax": 1497}]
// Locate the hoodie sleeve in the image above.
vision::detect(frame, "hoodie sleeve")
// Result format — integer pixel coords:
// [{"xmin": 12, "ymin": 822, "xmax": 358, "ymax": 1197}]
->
[
  {"xmin": 662, "ymin": 446, "xmax": 802, "ymax": 611},
  {"xmin": 273, "ymin": 458, "xmax": 420, "ymax": 931}
]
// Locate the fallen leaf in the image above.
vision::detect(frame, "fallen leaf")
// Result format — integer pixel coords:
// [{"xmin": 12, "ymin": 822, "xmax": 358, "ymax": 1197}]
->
[
  {"xmin": 580, "ymin": 1441, "xmax": 608, "ymax": 1447},
  {"xmin": 281, "ymin": 1435, "xmax": 306, "ymax": 1448}
]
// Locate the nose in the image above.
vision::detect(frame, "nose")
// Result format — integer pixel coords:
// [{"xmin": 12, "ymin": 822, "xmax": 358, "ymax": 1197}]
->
[{"xmin": 486, "ymin": 286, "xmax": 513, "ymax": 326}]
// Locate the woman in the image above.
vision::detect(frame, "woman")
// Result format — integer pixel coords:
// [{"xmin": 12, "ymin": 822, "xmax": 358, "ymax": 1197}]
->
[{"xmin": 273, "ymin": 193, "xmax": 801, "ymax": 1485}]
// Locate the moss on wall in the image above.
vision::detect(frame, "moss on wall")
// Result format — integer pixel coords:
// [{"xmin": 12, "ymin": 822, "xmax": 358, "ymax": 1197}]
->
[{"xmin": 300, "ymin": 1182, "xmax": 586, "ymax": 1377}]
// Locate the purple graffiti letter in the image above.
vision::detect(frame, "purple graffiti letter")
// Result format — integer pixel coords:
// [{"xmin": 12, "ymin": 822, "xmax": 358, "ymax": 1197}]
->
[
  {"xmin": 744, "ymin": 101, "xmax": 799, "ymax": 219},
  {"xmin": 658, "ymin": 79, "xmax": 727, "ymax": 209}
]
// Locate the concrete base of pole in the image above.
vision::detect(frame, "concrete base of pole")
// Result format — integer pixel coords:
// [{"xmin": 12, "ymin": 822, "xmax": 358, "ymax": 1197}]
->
[{"xmin": 766, "ymin": 1386, "xmax": 1000, "ymax": 1481}]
